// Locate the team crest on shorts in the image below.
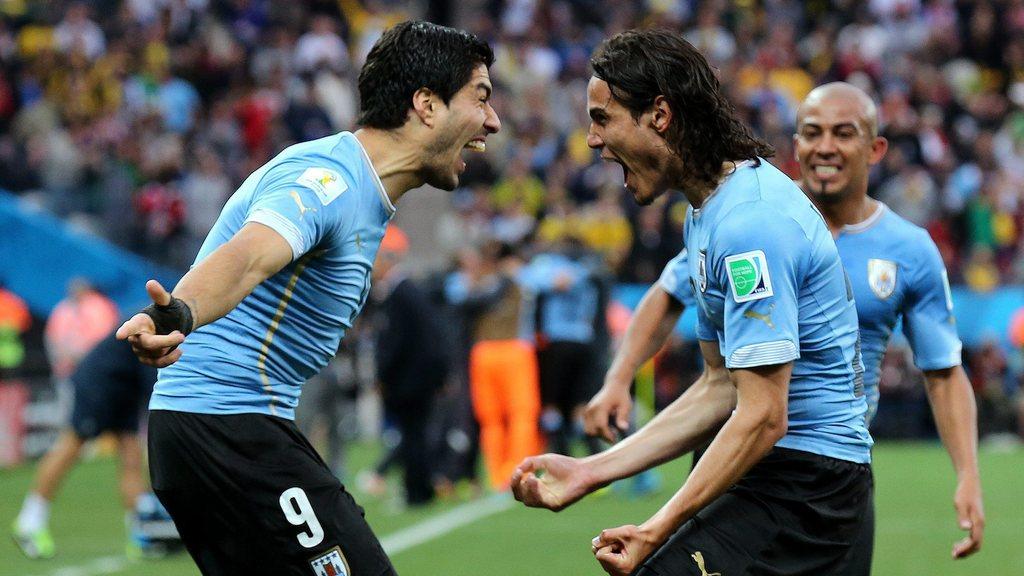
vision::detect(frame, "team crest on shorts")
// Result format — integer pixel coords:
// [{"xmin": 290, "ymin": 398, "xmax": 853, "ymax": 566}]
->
[
  {"xmin": 310, "ymin": 546, "xmax": 350, "ymax": 576},
  {"xmin": 867, "ymin": 259, "xmax": 897, "ymax": 299}
]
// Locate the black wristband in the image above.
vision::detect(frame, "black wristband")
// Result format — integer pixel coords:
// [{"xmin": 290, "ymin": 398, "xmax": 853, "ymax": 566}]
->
[{"xmin": 142, "ymin": 297, "xmax": 194, "ymax": 336}]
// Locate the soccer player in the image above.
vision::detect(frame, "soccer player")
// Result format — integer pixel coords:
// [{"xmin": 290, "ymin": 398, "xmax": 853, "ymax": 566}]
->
[
  {"xmin": 11, "ymin": 330, "xmax": 176, "ymax": 559},
  {"xmin": 512, "ymin": 30, "xmax": 873, "ymax": 576},
  {"xmin": 586, "ymin": 81, "xmax": 986, "ymax": 562},
  {"xmin": 116, "ymin": 21, "xmax": 499, "ymax": 576},
  {"xmin": 794, "ymin": 82, "xmax": 984, "ymax": 558}
]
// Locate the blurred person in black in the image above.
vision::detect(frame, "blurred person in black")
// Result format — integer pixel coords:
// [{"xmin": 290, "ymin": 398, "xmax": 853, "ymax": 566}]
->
[{"xmin": 369, "ymin": 224, "xmax": 449, "ymax": 506}]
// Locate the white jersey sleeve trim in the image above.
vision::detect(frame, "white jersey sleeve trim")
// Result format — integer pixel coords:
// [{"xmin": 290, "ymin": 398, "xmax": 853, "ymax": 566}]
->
[
  {"xmin": 728, "ymin": 340, "xmax": 799, "ymax": 368},
  {"xmin": 247, "ymin": 208, "xmax": 305, "ymax": 261}
]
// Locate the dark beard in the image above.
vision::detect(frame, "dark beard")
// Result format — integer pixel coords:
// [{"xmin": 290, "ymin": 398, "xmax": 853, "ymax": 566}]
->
[{"xmin": 422, "ymin": 126, "xmax": 462, "ymax": 191}]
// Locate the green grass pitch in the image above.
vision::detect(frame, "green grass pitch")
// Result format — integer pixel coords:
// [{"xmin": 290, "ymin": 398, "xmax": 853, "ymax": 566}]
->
[{"xmin": 2, "ymin": 442, "xmax": 1021, "ymax": 575}]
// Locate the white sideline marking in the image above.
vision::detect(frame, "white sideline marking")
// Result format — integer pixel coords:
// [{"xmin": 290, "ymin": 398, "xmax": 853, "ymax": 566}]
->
[
  {"xmin": 31, "ymin": 556, "xmax": 133, "ymax": 576},
  {"xmin": 33, "ymin": 493, "xmax": 514, "ymax": 575},
  {"xmin": 381, "ymin": 492, "xmax": 514, "ymax": 556}
]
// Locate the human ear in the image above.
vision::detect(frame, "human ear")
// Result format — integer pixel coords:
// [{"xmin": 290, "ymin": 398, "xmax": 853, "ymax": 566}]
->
[{"xmin": 412, "ymin": 88, "xmax": 436, "ymax": 127}]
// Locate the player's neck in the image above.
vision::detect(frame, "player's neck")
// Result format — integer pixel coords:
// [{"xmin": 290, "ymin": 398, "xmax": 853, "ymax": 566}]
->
[
  {"xmin": 680, "ymin": 160, "xmax": 743, "ymax": 209},
  {"xmin": 353, "ymin": 128, "xmax": 423, "ymax": 204},
  {"xmin": 820, "ymin": 194, "xmax": 878, "ymax": 235}
]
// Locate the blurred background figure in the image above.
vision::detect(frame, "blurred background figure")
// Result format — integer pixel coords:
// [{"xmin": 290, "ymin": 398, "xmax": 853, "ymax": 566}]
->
[
  {"xmin": 296, "ymin": 334, "xmax": 365, "ymax": 483},
  {"xmin": 0, "ymin": 283, "xmax": 31, "ymax": 375},
  {"xmin": 365, "ymin": 225, "xmax": 449, "ymax": 506},
  {"xmin": 446, "ymin": 240, "xmax": 541, "ymax": 490},
  {"xmin": 42, "ymin": 279, "xmax": 119, "ymax": 432},
  {"xmin": 43, "ymin": 279, "xmax": 118, "ymax": 390},
  {"xmin": 11, "ymin": 330, "xmax": 180, "ymax": 560},
  {"xmin": 520, "ymin": 236, "xmax": 608, "ymax": 456}
]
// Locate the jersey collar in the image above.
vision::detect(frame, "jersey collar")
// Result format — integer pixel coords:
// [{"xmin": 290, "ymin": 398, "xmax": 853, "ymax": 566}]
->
[
  {"xmin": 348, "ymin": 132, "xmax": 396, "ymax": 216},
  {"xmin": 840, "ymin": 201, "xmax": 886, "ymax": 234}
]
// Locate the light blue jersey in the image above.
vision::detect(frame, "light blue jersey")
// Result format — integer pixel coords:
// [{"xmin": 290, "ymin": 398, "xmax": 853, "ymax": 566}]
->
[
  {"xmin": 836, "ymin": 203, "xmax": 961, "ymax": 424},
  {"xmin": 519, "ymin": 253, "xmax": 599, "ymax": 344},
  {"xmin": 658, "ymin": 249, "xmax": 697, "ymax": 309},
  {"xmin": 683, "ymin": 159, "xmax": 871, "ymax": 464},
  {"xmin": 151, "ymin": 132, "xmax": 395, "ymax": 419}
]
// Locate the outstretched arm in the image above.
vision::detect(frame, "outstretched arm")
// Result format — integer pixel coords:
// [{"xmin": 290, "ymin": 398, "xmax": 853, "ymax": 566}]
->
[
  {"xmin": 585, "ymin": 283, "xmax": 685, "ymax": 441},
  {"xmin": 923, "ymin": 365, "xmax": 984, "ymax": 559},
  {"xmin": 116, "ymin": 222, "xmax": 294, "ymax": 367}
]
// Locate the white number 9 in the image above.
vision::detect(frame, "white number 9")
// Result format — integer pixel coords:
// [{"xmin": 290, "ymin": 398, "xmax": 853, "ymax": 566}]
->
[{"xmin": 279, "ymin": 487, "xmax": 324, "ymax": 548}]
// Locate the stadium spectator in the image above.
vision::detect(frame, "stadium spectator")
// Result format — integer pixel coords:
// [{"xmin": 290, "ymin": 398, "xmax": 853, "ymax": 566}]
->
[{"xmin": 53, "ymin": 2, "xmax": 105, "ymax": 62}]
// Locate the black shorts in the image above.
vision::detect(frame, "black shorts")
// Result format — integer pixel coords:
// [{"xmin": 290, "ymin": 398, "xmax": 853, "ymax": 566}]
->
[
  {"xmin": 538, "ymin": 341, "xmax": 599, "ymax": 410},
  {"xmin": 69, "ymin": 332, "xmax": 157, "ymax": 439},
  {"xmin": 637, "ymin": 447, "xmax": 874, "ymax": 576},
  {"xmin": 148, "ymin": 410, "xmax": 397, "ymax": 576}
]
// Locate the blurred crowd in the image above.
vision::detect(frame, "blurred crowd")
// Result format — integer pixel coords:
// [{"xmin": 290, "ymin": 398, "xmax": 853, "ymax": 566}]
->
[
  {"xmin": 2, "ymin": 0, "xmax": 1024, "ymax": 491},
  {"xmin": 2, "ymin": 0, "xmax": 1024, "ymax": 285}
]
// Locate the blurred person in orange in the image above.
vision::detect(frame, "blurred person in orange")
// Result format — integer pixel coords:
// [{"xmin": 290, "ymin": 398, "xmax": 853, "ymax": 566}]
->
[
  {"xmin": 446, "ymin": 240, "xmax": 541, "ymax": 490},
  {"xmin": 44, "ymin": 278, "xmax": 119, "ymax": 383},
  {"xmin": 0, "ymin": 283, "xmax": 31, "ymax": 371}
]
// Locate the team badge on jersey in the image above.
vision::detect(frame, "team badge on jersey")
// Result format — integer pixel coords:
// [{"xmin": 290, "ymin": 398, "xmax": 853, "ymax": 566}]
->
[
  {"xmin": 697, "ymin": 249, "xmax": 707, "ymax": 293},
  {"xmin": 725, "ymin": 250, "xmax": 773, "ymax": 302},
  {"xmin": 309, "ymin": 546, "xmax": 350, "ymax": 576},
  {"xmin": 867, "ymin": 259, "xmax": 897, "ymax": 300},
  {"xmin": 297, "ymin": 168, "xmax": 347, "ymax": 205}
]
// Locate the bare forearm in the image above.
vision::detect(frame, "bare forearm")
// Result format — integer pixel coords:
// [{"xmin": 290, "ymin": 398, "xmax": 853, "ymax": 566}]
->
[
  {"xmin": 925, "ymin": 366, "xmax": 979, "ymax": 480},
  {"xmin": 584, "ymin": 373, "xmax": 734, "ymax": 485},
  {"xmin": 605, "ymin": 286, "xmax": 683, "ymax": 386},
  {"xmin": 172, "ymin": 241, "xmax": 283, "ymax": 329},
  {"xmin": 644, "ymin": 407, "xmax": 784, "ymax": 537}
]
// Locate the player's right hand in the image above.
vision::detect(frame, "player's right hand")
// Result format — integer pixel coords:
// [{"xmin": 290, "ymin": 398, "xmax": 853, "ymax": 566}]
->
[
  {"xmin": 116, "ymin": 280, "xmax": 186, "ymax": 368},
  {"xmin": 584, "ymin": 381, "xmax": 633, "ymax": 443},
  {"xmin": 510, "ymin": 453, "xmax": 593, "ymax": 512}
]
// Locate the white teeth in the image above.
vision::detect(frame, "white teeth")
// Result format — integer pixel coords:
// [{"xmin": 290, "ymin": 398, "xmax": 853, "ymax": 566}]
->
[
  {"xmin": 464, "ymin": 141, "xmax": 486, "ymax": 152},
  {"xmin": 815, "ymin": 166, "xmax": 839, "ymax": 177}
]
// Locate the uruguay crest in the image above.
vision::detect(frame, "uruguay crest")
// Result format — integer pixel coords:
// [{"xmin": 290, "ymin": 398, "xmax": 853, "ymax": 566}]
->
[
  {"xmin": 310, "ymin": 546, "xmax": 350, "ymax": 576},
  {"xmin": 868, "ymin": 259, "xmax": 897, "ymax": 299}
]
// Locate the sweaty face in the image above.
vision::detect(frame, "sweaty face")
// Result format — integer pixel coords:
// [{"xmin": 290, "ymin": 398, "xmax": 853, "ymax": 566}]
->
[
  {"xmin": 585, "ymin": 77, "xmax": 674, "ymax": 206},
  {"xmin": 422, "ymin": 64, "xmax": 501, "ymax": 191},
  {"xmin": 794, "ymin": 96, "xmax": 882, "ymax": 205}
]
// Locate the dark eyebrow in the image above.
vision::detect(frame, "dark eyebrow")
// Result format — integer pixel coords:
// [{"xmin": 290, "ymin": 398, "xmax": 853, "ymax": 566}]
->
[
  {"xmin": 589, "ymin": 107, "xmax": 607, "ymax": 121},
  {"xmin": 477, "ymin": 82, "xmax": 492, "ymax": 100}
]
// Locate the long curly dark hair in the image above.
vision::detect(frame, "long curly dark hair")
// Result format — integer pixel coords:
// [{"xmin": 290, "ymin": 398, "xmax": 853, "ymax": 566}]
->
[{"xmin": 591, "ymin": 29, "xmax": 774, "ymax": 192}]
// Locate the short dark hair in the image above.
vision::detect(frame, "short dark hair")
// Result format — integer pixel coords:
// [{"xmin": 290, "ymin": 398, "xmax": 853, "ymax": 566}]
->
[
  {"xmin": 357, "ymin": 21, "xmax": 495, "ymax": 129},
  {"xmin": 591, "ymin": 30, "xmax": 774, "ymax": 192}
]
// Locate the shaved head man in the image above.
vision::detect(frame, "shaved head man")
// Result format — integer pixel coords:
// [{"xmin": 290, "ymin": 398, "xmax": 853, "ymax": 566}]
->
[{"xmin": 795, "ymin": 81, "xmax": 985, "ymax": 560}]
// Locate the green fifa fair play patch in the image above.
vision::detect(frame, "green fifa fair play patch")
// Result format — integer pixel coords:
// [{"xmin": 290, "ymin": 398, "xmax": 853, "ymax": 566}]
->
[{"xmin": 725, "ymin": 250, "xmax": 773, "ymax": 302}]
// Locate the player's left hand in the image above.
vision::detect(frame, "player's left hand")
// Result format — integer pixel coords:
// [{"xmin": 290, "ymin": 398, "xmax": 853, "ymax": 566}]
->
[
  {"xmin": 116, "ymin": 280, "xmax": 186, "ymax": 368},
  {"xmin": 951, "ymin": 474, "xmax": 984, "ymax": 559},
  {"xmin": 592, "ymin": 524, "xmax": 660, "ymax": 576}
]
